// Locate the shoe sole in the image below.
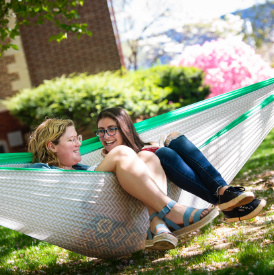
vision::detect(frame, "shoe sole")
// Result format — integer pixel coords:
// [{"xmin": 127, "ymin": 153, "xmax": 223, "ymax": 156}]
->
[
  {"xmin": 173, "ymin": 207, "xmax": 219, "ymax": 237},
  {"xmin": 219, "ymin": 192, "xmax": 255, "ymax": 211},
  {"xmin": 226, "ymin": 199, "xmax": 266, "ymax": 222},
  {"xmin": 145, "ymin": 233, "xmax": 178, "ymax": 251}
]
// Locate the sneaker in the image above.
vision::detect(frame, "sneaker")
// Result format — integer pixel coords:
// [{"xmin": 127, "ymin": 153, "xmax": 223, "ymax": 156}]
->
[
  {"xmin": 219, "ymin": 186, "xmax": 254, "ymax": 211},
  {"xmin": 222, "ymin": 199, "xmax": 266, "ymax": 222}
]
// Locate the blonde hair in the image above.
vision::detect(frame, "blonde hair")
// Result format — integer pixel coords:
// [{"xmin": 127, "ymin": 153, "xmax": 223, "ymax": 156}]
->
[{"xmin": 28, "ymin": 118, "xmax": 74, "ymax": 167}]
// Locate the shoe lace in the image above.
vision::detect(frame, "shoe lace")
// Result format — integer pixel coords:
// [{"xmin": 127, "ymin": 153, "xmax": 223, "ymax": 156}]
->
[
  {"xmin": 232, "ymin": 186, "xmax": 245, "ymax": 192},
  {"xmin": 218, "ymin": 186, "xmax": 246, "ymax": 203},
  {"xmin": 239, "ymin": 205, "xmax": 253, "ymax": 210}
]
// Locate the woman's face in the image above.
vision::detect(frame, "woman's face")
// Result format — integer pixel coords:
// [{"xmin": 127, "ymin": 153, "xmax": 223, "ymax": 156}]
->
[
  {"xmin": 49, "ymin": 126, "xmax": 82, "ymax": 168},
  {"xmin": 97, "ymin": 117, "xmax": 124, "ymax": 152}
]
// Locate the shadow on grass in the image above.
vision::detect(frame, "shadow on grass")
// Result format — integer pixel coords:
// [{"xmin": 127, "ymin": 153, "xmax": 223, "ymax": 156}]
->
[
  {"xmin": 1, "ymin": 218, "xmax": 274, "ymax": 275},
  {"xmin": 0, "ymin": 227, "xmax": 36, "ymax": 258},
  {"xmin": 137, "ymin": 242, "xmax": 274, "ymax": 275}
]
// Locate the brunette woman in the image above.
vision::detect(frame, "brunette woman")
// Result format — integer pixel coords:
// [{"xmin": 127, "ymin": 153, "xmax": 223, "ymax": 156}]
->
[{"xmin": 95, "ymin": 108, "xmax": 265, "ymax": 235}]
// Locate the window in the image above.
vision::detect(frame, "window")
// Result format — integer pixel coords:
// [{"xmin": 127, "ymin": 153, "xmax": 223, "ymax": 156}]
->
[{"xmin": 0, "ymin": 140, "xmax": 8, "ymax": 153}]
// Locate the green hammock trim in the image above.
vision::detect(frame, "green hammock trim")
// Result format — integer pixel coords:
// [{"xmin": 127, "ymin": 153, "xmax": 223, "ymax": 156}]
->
[
  {"xmin": 199, "ymin": 94, "xmax": 274, "ymax": 149},
  {"xmin": 0, "ymin": 167, "xmax": 113, "ymax": 173},
  {"xmin": 0, "ymin": 77, "xmax": 274, "ymax": 165},
  {"xmin": 134, "ymin": 78, "xmax": 274, "ymax": 132},
  {"xmin": 0, "ymin": 153, "xmax": 32, "ymax": 164}
]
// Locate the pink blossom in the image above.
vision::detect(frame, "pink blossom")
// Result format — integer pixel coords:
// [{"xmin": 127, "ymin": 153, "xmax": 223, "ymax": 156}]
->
[{"xmin": 172, "ymin": 39, "xmax": 274, "ymax": 97}]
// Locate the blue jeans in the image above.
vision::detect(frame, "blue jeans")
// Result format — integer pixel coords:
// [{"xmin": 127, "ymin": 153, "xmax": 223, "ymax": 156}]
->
[{"xmin": 155, "ymin": 135, "xmax": 227, "ymax": 205}]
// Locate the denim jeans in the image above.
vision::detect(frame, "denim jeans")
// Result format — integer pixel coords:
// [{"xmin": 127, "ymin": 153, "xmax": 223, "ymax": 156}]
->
[{"xmin": 155, "ymin": 135, "xmax": 227, "ymax": 205}]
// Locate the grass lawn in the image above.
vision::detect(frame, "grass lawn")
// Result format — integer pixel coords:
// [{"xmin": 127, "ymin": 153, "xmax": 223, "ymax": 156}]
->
[{"xmin": 1, "ymin": 129, "xmax": 274, "ymax": 274}]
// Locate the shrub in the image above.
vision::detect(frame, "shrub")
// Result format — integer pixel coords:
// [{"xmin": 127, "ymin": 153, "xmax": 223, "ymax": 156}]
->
[
  {"xmin": 156, "ymin": 66, "xmax": 210, "ymax": 106},
  {"xmin": 3, "ymin": 65, "xmax": 208, "ymax": 130},
  {"xmin": 171, "ymin": 38, "xmax": 274, "ymax": 97}
]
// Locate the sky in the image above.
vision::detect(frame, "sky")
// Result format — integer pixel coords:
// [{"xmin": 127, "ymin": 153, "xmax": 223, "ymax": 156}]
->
[
  {"xmin": 114, "ymin": 0, "xmax": 266, "ymax": 40},
  {"xmin": 177, "ymin": 0, "xmax": 265, "ymax": 21}
]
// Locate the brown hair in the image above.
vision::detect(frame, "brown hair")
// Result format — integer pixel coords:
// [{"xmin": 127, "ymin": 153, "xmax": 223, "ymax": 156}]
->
[
  {"xmin": 96, "ymin": 107, "xmax": 146, "ymax": 153},
  {"xmin": 28, "ymin": 118, "xmax": 74, "ymax": 167}
]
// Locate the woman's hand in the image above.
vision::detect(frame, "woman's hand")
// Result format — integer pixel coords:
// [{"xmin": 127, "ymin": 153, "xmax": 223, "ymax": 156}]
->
[{"xmin": 101, "ymin": 148, "xmax": 109, "ymax": 158}]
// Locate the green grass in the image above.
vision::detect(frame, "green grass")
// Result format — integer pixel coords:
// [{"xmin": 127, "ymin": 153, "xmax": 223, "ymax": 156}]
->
[{"xmin": 1, "ymin": 128, "xmax": 274, "ymax": 274}]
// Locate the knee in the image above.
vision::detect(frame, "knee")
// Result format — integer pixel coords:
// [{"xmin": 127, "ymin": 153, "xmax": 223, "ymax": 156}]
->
[
  {"xmin": 137, "ymin": 151, "xmax": 148, "ymax": 161},
  {"xmin": 110, "ymin": 145, "xmax": 136, "ymax": 159},
  {"xmin": 155, "ymin": 147, "xmax": 177, "ymax": 161},
  {"xmin": 165, "ymin": 132, "xmax": 182, "ymax": 146}
]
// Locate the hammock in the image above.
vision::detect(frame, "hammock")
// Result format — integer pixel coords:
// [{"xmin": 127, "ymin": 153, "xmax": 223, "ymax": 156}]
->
[{"xmin": 1, "ymin": 78, "xmax": 274, "ymax": 259}]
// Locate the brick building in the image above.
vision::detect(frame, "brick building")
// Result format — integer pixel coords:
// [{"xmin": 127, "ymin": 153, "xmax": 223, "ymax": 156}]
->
[{"xmin": 0, "ymin": 0, "xmax": 123, "ymax": 153}]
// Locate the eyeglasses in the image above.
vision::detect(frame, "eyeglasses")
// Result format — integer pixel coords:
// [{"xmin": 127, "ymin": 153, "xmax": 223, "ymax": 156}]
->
[
  {"xmin": 68, "ymin": 135, "xmax": 82, "ymax": 145},
  {"xmin": 94, "ymin": 127, "xmax": 119, "ymax": 138}
]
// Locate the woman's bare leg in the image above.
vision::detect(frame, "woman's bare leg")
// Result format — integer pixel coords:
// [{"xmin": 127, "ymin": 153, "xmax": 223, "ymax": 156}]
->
[
  {"xmin": 137, "ymin": 151, "xmax": 167, "ymax": 195},
  {"xmin": 138, "ymin": 151, "xmax": 170, "ymax": 234},
  {"xmin": 138, "ymin": 150, "xmax": 211, "ymax": 229},
  {"xmin": 97, "ymin": 146, "xmax": 166, "ymax": 232},
  {"xmin": 95, "ymin": 145, "xmax": 210, "ymax": 225}
]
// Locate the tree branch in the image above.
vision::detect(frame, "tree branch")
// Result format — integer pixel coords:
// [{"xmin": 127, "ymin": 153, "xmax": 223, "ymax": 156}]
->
[
  {"xmin": 138, "ymin": 7, "xmax": 169, "ymax": 40},
  {"xmin": 149, "ymin": 52, "xmax": 163, "ymax": 66}
]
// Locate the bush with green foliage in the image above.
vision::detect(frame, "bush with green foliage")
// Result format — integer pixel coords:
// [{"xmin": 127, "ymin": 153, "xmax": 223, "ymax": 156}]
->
[
  {"xmin": 156, "ymin": 66, "xmax": 210, "ymax": 106},
  {"xmin": 3, "ymin": 65, "xmax": 209, "ymax": 130}
]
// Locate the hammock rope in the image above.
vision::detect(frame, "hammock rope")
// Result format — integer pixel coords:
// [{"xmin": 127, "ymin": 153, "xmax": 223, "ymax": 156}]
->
[{"xmin": 0, "ymin": 78, "xmax": 274, "ymax": 258}]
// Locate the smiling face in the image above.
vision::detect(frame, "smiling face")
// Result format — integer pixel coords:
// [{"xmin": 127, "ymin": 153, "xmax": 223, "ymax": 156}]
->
[
  {"xmin": 48, "ymin": 126, "xmax": 82, "ymax": 169},
  {"xmin": 97, "ymin": 117, "xmax": 124, "ymax": 152}
]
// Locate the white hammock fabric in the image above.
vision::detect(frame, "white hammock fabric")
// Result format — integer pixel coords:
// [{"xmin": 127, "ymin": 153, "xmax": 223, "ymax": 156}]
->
[{"xmin": 0, "ymin": 78, "xmax": 274, "ymax": 258}]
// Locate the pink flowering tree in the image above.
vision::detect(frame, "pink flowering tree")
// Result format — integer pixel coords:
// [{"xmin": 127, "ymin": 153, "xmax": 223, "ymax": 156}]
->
[{"xmin": 171, "ymin": 39, "xmax": 274, "ymax": 97}]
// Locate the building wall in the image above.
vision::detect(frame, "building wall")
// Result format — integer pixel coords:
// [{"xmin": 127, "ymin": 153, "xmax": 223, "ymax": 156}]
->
[
  {"xmin": 0, "ymin": 10, "xmax": 32, "ymax": 100},
  {"xmin": 0, "ymin": 53, "xmax": 19, "ymax": 99},
  {"xmin": 19, "ymin": 0, "xmax": 121, "ymax": 87},
  {"xmin": 0, "ymin": 0, "xmax": 121, "ymax": 153},
  {"xmin": 0, "ymin": 11, "xmax": 32, "ymax": 153}
]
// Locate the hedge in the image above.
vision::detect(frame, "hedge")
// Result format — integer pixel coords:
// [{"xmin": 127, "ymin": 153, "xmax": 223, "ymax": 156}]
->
[{"xmin": 3, "ymin": 65, "xmax": 209, "ymax": 130}]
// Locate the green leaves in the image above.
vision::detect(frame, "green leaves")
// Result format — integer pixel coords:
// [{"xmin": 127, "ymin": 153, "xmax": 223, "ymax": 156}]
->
[
  {"xmin": 21, "ymin": 20, "xmax": 31, "ymax": 25},
  {"xmin": 9, "ymin": 27, "xmax": 20, "ymax": 39},
  {"xmin": 44, "ymin": 14, "xmax": 54, "ymax": 22},
  {"xmin": 157, "ymin": 66, "xmax": 210, "ymax": 106},
  {"xmin": 10, "ymin": 44, "xmax": 18, "ymax": 50},
  {"xmin": 48, "ymin": 32, "xmax": 67, "ymax": 43},
  {"xmin": 86, "ymin": 30, "xmax": 92, "ymax": 36},
  {"xmin": 0, "ymin": 0, "xmax": 91, "ymax": 57},
  {"xmin": 77, "ymin": 33, "xmax": 82, "ymax": 40},
  {"xmin": 0, "ymin": 27, "xmax": 8, "ymax": 42}
]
